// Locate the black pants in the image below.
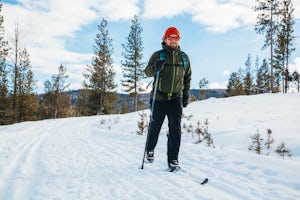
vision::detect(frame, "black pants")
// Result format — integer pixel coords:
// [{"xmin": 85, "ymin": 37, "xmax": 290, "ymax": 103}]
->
[{"xmin": 146, "ymin": 97, "xmax": 182, "ymax": 163}]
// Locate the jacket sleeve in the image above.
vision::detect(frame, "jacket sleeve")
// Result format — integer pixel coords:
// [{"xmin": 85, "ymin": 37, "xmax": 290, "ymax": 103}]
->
[
  {"xmin": 145, "ymin": 51, "xmax": 160, "ymax": 77},
  {"xmin": 183, "ymin": 54, "xmax": 192, "ymax": 98}
]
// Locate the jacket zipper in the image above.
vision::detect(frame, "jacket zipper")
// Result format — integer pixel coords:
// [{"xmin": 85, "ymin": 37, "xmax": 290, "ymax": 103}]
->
[{"xmin": 168, "ymin": 51, "xmax": 177, "ymax": 100}]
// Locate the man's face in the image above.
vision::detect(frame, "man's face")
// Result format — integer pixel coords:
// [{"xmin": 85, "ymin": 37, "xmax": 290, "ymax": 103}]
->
[{"xmin": 165, "ymin": 34, "xmax": 180, "ymax": 49}]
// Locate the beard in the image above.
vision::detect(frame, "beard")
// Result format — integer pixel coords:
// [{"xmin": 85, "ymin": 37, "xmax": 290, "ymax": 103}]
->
[{"xmin": 168, "ymin": 42, "xmax": 178, "ymax": 49}]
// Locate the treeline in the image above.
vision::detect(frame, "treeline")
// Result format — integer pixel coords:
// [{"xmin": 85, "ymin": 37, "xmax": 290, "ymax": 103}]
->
[
  {"xmin": 227, "ymin": 53, "xmax": 299, "ymax": 96},
  {"xmin": 0, "ymin": 2, "xmax": 38, "ymax": 124},
  {"xmin": 0, "ymin": 4, "xmax": 78, "ymax": 124},
  {"xmin": 0, "ymin": 0, "xmax": 146, "ymax": 125},
  {"xmin": 202, "ymin": 54, "xmax": 299, "ymax": 99},
  {"xmin": 0, "ymin": 1, "xmax": 298, "ymax": 125},
  {"xmin": 227, "ymin": 0, "xmax": 298, "ymax": 96}
]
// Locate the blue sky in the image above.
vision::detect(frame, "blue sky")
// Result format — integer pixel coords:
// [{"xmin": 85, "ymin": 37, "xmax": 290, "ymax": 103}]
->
[{"xmin": 2, "ymin": 0, "xmax": 300, "ymax": 93}]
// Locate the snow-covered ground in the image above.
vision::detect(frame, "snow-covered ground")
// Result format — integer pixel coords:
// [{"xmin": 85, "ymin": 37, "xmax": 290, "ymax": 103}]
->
[{"xmin": 0, "ymin": 93, "xmax": 299, "ymax": 200}]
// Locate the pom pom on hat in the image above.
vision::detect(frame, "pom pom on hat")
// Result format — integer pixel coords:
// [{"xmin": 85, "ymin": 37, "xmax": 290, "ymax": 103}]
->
[{"xmin": 163, "ymin": 27, "xmax": 180, "ymax": 40}]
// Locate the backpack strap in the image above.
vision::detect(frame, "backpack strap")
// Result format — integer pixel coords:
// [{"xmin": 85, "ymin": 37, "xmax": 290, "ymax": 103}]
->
[
  {"xmin": 159, "ymin": 49, "xmax": 187, "ymax": 72},
  {"xmin": 180, "ymin": 51, "xmax": 187, "ymax": 71},
  {"xmin": 159, "ymin": 49, "xmax": 167, "ymax": 62}
]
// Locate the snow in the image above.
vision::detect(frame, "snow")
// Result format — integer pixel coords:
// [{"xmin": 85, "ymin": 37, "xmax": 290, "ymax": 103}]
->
[{"xmin": 0, "ymin": 93, "xmax": 300, "ymax": 200}]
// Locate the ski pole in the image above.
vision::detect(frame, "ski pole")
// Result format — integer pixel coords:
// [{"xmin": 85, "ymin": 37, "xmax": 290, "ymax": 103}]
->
[{"xmin": 140, "ymin": 70, "xmax": 160, "ymax": 169}]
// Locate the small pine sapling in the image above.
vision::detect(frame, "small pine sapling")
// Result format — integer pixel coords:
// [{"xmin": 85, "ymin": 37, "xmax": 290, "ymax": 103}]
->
[
  {"xmin": 99, "ymin": 119, "xmax": 106, "ymax": 125},
  {"xmin": 182, "ymin": 124, "xmax": 194, "ymax": 138},
  {"xmin": 114, "ymin": 116, "xmax": 120, "ymax": 123},
  {"xmin": 275, "ymin": 142, "xmax": 292, "ymax": 160},
  {"xmin": 190, "ymin": 95, "xmax": 197, "ymax": 102},
  {"xmin": 203, "ymin": 119, "xmax": 215, "ymax": 148},
  {"xmin": 265, "ymin": 128, "xmax": 274, "ymax": 149},
  {"xmin": 249, "ymin": 129, "xmax": 263, "ymax": 155},
  {"xmin": 194, "ymin": 121, "xmax": 203, "ymax": 144},
  {"xmin": 182, "ymin": 114, "xmax": 193, "ymax": 136},
  {"xmin": 185, "ymin": 123, "xmax": 194, "ymax": 137},
  {"xmin": 206, "ymin": 132, "xmax": 214, "ymax": 148},
  {"xmin": 137, "ymin": 110, "xmax": 148, "ymax": 135},
  {"xmin": 182, "ymin": 114, "xmax": 193, "ymax": 120}
]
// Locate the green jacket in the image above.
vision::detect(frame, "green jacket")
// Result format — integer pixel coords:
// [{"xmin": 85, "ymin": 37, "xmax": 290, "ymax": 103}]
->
[{"xmin": 145, "ymin": 43, "xmax": 192, "ymax": 101}]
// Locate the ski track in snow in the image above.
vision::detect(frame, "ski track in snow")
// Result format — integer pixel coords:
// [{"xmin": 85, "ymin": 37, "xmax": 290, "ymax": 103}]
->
[
  {"xmin": 0, "ymin": 121, "xmax": 56, "ymax": 199},
  {"xmin": 0, "ymin": 94, "xmax": 300, "ymax": 199}
]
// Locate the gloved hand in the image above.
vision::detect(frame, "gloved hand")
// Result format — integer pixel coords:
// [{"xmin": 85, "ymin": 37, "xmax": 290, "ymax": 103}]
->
[
  {"xmin": 182, "ymin": 95, "xmax": 189, "ymax": 107},
  {"xmin": 152, "ymin": 59, "xmax": 165, "ymax": 72}
]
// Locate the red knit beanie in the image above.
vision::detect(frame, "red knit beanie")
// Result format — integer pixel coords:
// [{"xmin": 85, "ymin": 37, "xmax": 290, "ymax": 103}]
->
[{"xmin": 163, "ymin": 27, "xmax": 180, "ymax": 40}]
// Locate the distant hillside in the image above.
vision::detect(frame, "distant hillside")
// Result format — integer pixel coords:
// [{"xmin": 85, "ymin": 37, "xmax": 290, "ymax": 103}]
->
[
  {"xmin": 66, "ymin": 89, "xmax": 227, "ymax": 112},
  {"xmin": 190, "ymin": 89, "xmax": 227, "ymax": 100}
]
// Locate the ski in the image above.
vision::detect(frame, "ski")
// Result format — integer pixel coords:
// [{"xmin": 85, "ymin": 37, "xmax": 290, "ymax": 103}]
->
[
  {"xmin": 168, "ymin": 166, "xmax": 181, "ymax": 172},
  {"xmin": 168, "ymin": 167, "xmax": 209, "ymax": 185},
  {"xmin": 145, "ymin": 159, "xmax": 154, "ymax": 164},
  {"xmin": 200, "ymin": 178, "xmax": 209, "ymax": 185}
]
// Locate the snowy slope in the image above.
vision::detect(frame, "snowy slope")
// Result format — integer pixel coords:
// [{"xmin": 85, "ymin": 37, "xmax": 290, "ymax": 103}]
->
[{"xmin": 0, "ymin": 93, "xmax": 299, "ymax": 200}]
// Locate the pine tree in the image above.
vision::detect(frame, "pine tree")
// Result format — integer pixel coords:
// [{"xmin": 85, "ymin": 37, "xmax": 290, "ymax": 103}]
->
[
  {"xmin": 17, "ymin": 48, "xmax": 38, "ymax": 122},
  {"xmin": 291, "ymin": 71, "xmax": 299, "ymax": 93},
  {"xmin": 42, "ymin": 64, "xmax": 70, "ymax": 119},
  {"xmin": 199, "ymin": 78, "xmax": 209, "ymax": 100},
  {"xmin": 53, "ymin": 64, "xmax": 71, "ymax": 118},
  {"xmin": 83, "ymin": 18, "xmax": 117, "ymax": 115},
  {"xmin": 121, "ymin": 15, "xmax": 145, "ymax": 111},
  {"xmin": 75, "ymin": 89, "xmax": 93, "ymax": 116},
  {"xmin": 0, "ymin": 57, "xmax": 9, "ymax": 125},
  {"xmin": 120, "ymin": 98, "xmax": 129, "ymax": 114},
  {"xmin": 254, "ymin": 55, "xmax": 260, "ymax": 94},
  {"xmin": 227, "ymin": 70, "xmax": 244, "ymax": 96},
  {"xmin": 272, "ymin": 51, "xmax": 283, "ymax": 93},
  {"xmin": 0, "ymin": 1, "xmax": 10, "ymax": 125},
  {"xmin": 103, "ymin": 92, "xmax": 119, "ymax": 114},
  {"xmin": 10, "ymin": 23, "xmax": 22, "ymax": 122},
  {"xmin": 256, "ymin": 58, "xmax": 271, "ymax": 93},
  {"xmin": 243, "ymin": 54, "xmax": 253, "ymax": 95},
  {"xmin": 254, "ymin": 0, "xmax": 281, "ymax": 93},
  {"xmin": 274, "ymin": 0, "xmax": 296, "ymax": 93},
  {"xmin": 9, "ymin": 23, "xmax": 37, "ymax": 123}
]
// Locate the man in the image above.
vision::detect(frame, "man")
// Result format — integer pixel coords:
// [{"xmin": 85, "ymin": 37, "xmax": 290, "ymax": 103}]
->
[{"xmin": 144, "ymin": 26, "xmax": 192, "ymax": 170}]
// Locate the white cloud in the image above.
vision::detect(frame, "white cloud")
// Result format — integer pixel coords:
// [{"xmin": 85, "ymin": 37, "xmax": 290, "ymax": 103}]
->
[
  {"xmin": 289, "ymin": 57, "xmax": 300, "ymax": 74},
  {"xmin": 143, "ymin": 0, "xmax": 191, "ymax": 19},
  {"xmin": 2, "ymin": 0, "xmax": 131, "ymax": 92},
  {"xmin": 28, "ymin": 46, "xmax": 92, "ymax": 91},
  {"xmin": 293, "ymin": 1, "xmax": 300, "ymax": 19},
  {"xmin": 144, "ymin": 0, "xmax": 300, "ymax": 33},
  {"xmin": 209, "ymin": 81, "xmax": 227, "ymax": 89},
  {"xmin": 29, "ymin": 47, "xmax": 91, "ymax": 73},
  {"xmin": 3, "ymin": 1, "xmax": 97, "ymax": 86},
  {"xmin": 190, "ymin": 0, "xmax": 256, "ymax": 33},
  {"xmin": 223, "ymin": 70, "xmax": 231, "ymax": 76},
  {"xmin": 2, "ymin": 0, "xmax": 140, "ymax": 69},
  {"xmin": 3, "ymin": 1, "xmax": 97, "ymax": 45},
  {"xmin": 2, "ymin": 0, "xmax": 140, "ymax": 53},
  {"xmin": 143, "ymin": 0, "xmax": 256, "ymax": 33},
  {"xmin": 92, "ymin": 0, "xmax": 140, "ymax": 21}
]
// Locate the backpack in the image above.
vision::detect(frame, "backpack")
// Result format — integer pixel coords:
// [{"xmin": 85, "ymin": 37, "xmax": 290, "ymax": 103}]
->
[
  {"xmin": 146, "ymin": 50, "xmax": 188, "ymax": 89},
  {"xmin": 159, "ymin": 49, "xmax": 188, "ymax": 71}
]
